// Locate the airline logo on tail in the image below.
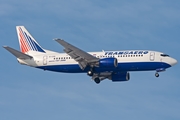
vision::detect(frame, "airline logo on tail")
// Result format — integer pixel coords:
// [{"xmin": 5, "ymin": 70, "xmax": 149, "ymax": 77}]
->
[{"xmin": 17, "ymin": 26, "xmax": 45, "ymax": 53}]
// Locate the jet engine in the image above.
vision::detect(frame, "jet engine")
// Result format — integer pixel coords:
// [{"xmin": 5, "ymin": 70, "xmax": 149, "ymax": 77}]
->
[
  {"xmin": 110, "ymin": 72, "xmax": 130, "ymax": 82},
  {"xmin": 99, "ymin": 58, "xmax": 118, "ymax": 68}
]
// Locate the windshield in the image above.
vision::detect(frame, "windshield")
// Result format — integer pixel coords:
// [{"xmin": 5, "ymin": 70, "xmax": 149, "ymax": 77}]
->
[{"xmin": 160, "ymin": 54, "xmax": 170, "ymax": 57}]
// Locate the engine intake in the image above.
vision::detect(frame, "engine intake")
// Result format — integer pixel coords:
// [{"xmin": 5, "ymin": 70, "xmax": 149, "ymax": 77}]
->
[{"xmin": 99, "ymin": 58, "xmax": 118, "ymax": 68}]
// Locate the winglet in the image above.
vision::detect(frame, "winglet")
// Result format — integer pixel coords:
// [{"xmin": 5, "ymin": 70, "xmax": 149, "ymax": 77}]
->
[{"xmin": 3, "ymin": 46, "xmax": 33, "ymax": 59}]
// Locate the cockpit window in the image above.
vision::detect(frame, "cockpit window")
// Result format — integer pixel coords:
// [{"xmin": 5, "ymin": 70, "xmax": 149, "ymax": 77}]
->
[{"xmin": 160, "ymin": 54, "xmax": 169, "ymax": 57}]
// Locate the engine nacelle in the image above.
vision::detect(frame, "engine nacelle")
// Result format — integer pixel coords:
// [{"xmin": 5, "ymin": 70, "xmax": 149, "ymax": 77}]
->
[
  {"xmin": 99, "ymin": 58, "xmax": 118, "ymax": 68},
  {"xmin": 110, "ymin": 72, "xmax": 130, "ymax": 82}
]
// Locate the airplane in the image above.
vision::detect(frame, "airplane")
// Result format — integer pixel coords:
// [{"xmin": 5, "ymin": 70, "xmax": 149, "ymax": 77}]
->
[{"xmin": 3, "ymin": 26, "xmax": 178, "ymax": 84}]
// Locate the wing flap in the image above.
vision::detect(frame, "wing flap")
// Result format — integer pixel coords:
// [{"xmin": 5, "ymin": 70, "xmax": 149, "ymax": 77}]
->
[
  {"xmin": 3, "ymin": 46, "xmax": 33, "ymax": 59},
  {"xmin": 55, "ymin": 39, "xmax": 99, "ymax": 69},
  {"xmin": 55, "ymin": 39, "xmax": 98, "ymax": 61}
]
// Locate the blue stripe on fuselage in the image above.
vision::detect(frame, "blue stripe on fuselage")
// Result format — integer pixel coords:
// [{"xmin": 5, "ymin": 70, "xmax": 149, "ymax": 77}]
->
[{"xmin": 36, "ymin": 62, "xmax": 171, "ymax": 73}]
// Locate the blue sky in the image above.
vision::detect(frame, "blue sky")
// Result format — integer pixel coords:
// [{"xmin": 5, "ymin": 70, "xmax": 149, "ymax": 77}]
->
[{"xmin": 0, "ymin": 0, "xmax": 180, "ymax": 120}]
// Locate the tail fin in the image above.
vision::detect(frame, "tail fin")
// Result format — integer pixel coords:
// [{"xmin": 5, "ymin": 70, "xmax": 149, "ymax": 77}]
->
[{"xmin": 16, "ymin": 26, "xmax": 45, "ymax": 53}]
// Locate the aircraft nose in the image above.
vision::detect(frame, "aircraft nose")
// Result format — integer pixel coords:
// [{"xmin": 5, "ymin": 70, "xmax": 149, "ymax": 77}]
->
[{"xmin": 171, "ymin": 58, "xmax": 178, "ymax": 66}]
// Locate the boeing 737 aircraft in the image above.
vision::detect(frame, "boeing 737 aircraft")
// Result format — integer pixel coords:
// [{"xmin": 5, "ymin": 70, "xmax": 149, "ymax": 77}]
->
[{"xmin": 3, "ymin": 26, "xmax": 177, "ymax": 84}]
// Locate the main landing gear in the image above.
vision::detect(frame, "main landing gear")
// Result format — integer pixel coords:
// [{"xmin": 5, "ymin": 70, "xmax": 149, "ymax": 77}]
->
[
  {"xmin": 87, "ymin": 70, "xmax": 100, "ymax": 84},
  {"xmin": 94, "ymin": 78, "xmax": 100, "ymax": 84},
  {"xmin": 87, "ymin": 70, "xmax": 93, "ymax": 76},
  {"xmin": 155, "ymin": 72, "xmax": 159, "ymax": 77},
  {"xmin": 87, "ymin": 69, "xmax": 101, "ymax": 84}
]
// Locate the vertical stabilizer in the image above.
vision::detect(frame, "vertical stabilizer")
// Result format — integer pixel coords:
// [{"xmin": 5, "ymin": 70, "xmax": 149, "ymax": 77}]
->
[{"xmin": 16, "ymin": 26, "xmax": 45, "ymax": 54}]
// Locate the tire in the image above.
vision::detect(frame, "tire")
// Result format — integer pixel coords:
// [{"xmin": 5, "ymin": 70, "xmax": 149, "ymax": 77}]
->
[
  {"xmin": 87, "ymin": 71, "xmax": 93, "ymax": 76},
  {"xmin": 94, "ymin": 78, "xmax": 100, "ymax": 84},
  {"xmin": 155, "ymin": 73, "xmax": 159, "ymax": 77}
]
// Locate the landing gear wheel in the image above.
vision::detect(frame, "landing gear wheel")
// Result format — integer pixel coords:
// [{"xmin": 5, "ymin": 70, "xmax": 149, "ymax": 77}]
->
[
  {"xmin": 155, "ymin": 72, "xmax": 159, "ymax": 77},
  {"xmin": 94, "ymin": 78, "xmax": 100, "ymax": 84},
  {"xmin": 87, "ymin": 71, "xmax": 93, "ymax": 76}
]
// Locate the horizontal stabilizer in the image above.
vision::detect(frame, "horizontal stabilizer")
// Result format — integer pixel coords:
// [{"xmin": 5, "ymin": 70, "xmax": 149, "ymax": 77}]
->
[{"xmin": 3, "ymin": 46, "xmax": 33, "ymax": 59}]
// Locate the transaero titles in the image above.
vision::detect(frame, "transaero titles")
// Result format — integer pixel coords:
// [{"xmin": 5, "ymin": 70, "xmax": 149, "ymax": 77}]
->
[{"xmin": 104, "ymin": 51, "xmax": 149, "ymax": 56}]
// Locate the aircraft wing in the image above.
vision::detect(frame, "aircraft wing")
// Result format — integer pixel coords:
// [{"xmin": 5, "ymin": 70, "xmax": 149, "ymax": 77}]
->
[{"xmin": 55, "ymin": 39, "xmax": 99, "ymax": 70}]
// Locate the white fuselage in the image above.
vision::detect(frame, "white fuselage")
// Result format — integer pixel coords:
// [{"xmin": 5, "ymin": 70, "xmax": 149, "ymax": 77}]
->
[
  {"xmin": 4, "ymin": 26, "xmax": 178, "ymax": 83},
  {"xmin": 17, "ymin": 50, "xmax": 177, "ymax": 73}
]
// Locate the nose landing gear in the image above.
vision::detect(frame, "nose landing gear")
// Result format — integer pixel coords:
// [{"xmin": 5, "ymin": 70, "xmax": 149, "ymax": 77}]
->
[
  {"xmin": 155, "ymin": 68, "xmax": 166, "ymax": 77},
  {"xmin": 155, "ymin": 72, "xmax": 159, "ymax": 77}
]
